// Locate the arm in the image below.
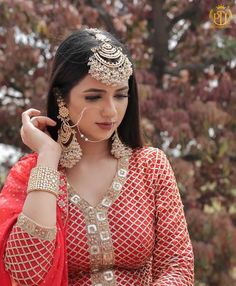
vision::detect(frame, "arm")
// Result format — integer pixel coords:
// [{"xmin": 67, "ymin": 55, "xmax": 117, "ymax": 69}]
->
[
  {"xmin": 1, "ymin": 109, "xmax": 64, "ymax": 285},
  {"xmin": 4, "ymin": 213, "xmax": 56, "ymax": 286},
  {"xmin": 3, "ymin": 153, "xmax": 60, "ymax": 286},
  {"xmin": 152, "ymin": 151, "xmax": 194, "ymax": 285}
]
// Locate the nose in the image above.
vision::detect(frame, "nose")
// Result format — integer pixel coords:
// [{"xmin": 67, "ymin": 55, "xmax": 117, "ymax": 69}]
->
[{"xmin": 101, "ymin": 98, "xmax": 117, "ymax": 118}]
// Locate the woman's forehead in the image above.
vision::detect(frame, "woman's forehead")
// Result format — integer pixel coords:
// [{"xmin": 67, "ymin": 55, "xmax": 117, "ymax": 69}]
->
[{"xmin": 72, "ymin": 74, "xmax": 129, "ymax": 94}]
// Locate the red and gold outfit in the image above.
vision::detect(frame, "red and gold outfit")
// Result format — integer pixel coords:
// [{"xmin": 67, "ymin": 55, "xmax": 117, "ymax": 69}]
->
[{"xmin": 0, "ymin": 147, "xmax": 194, "ymax": 285}]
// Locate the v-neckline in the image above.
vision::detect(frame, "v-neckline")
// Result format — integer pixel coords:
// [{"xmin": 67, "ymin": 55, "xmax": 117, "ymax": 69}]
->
[{"xmin": 66, "ymin": 155, "xmax": 130, "ymax": 210}]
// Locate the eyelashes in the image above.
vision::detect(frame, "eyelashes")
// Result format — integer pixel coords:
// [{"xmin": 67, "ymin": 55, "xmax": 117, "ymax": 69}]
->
[
  {"xmin": 85, "ymin": 94, "xmax": 129, "ymax": 101},
  {"xmin": 85, "ymin": 95, "xmax": 100, "ymax": 101}
]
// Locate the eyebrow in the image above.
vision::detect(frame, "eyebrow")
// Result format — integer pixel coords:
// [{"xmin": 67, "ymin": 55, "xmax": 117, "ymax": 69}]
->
[{"xmin": 83, "ymin": 87, "xmax": 129, "ymax": 93}]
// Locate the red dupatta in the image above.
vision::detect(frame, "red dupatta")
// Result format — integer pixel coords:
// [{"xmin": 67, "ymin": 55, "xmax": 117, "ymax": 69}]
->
[{"xmin": 0, "ymin": 153, "xmax": 68, "ymax": 286}]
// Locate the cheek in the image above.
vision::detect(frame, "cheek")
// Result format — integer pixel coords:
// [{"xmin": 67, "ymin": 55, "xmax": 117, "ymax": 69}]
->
[
  {"xmin": 74, "ymin": 107, "xmax": 97, "ymax": 127},
  {"xmin": 118, "ymin": 101, "xmax": 128, "ymax": 118},
  {"xmin": 68, "ymin": 104, "xmax": 84, "ymax": 124}
]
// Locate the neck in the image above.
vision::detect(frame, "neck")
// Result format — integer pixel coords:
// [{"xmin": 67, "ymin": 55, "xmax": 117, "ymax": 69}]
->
[{"xmin": 76, "ymin": 135, "xmax": 111, "ymax": 161}]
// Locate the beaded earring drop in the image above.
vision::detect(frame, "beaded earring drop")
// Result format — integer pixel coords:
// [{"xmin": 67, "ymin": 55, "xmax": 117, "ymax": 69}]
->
[
  {"xmin": 111, "ymin": 129, "xmax": 132, "ymax": 159},
  {"xmin": 55, "ymin": 89, "xmax": 82, "ymax": 168}
]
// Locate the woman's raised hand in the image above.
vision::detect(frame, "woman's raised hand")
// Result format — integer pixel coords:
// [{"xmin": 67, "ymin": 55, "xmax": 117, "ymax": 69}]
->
[{"xmin": 20, "ymin": 108, "xmax": 61, "ymax": 157}]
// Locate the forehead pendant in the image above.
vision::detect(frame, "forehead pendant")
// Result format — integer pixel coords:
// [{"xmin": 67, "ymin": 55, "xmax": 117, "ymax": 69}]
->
[{"xmin": 87, "ymin": 33, "xmax": 133, "ymax": 86}]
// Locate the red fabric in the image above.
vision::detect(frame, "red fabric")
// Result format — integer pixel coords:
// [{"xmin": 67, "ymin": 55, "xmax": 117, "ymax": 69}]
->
[
  {"xmin": 4, "ymin": 224, "xmax": 56, "ymax": 285},
  {"xmin": 0, "ymin": 148, "xmax": 194, "ymax": 285},
  {"xmin": 64, "ymin": 147, "xmax": 194, "ymax": 285},
  {"xmin": 0, "ymin": 154, "xmax": 68, "ymax": 286}
]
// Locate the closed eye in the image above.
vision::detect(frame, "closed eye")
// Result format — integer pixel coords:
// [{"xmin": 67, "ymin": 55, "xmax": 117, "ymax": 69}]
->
[
  {"xmin": 85, "ymin": 94, "xmax": 129, "ymax": 101},
  {"xmin": 85, "ymin": 95, "xmax": 101, "ymax": 101},
  {"xmin": 115, "ymin": 94, "xmax": 129, "ymax": 99}
]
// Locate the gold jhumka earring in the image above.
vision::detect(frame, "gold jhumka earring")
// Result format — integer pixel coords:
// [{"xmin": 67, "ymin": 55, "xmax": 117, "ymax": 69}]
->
[
  {"xmin": 55, "ymin": 89, "xmax": 82, "ymax": 168},
  {"xmin": 111, "ymin": 129, "xmax": 132, "ymax": 159}
]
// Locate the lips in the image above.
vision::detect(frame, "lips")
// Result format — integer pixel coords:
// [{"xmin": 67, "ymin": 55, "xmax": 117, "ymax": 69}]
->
[{"xmin": 96, "ymin": 122, "xmax": 115, "ymax": 130}]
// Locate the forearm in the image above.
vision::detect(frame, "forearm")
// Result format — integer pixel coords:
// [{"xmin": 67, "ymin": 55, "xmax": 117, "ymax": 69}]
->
[
  {"xmin": 152, "ymin": 151, "xmax": 194, "ymax": 285},
  {"xmin": 4, "ymin": 213, "xmax": 57, "ymax": 286},
  {"xmin": 152, "ymin": 260, "xmax": 194, "ymax": 286},
  {"xmin": 152, "ymin": 204, "xmax": 194, "ymax": 285},
  {"xmin": 4, "ymin": 151, "xmax": 60, "ymax": 285},
  {"xmin": 22, "ymin": 151, "xmax": 60, "ymax": 227}
]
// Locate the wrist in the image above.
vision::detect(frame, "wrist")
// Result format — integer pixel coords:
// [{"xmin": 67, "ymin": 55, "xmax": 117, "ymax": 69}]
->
[
  {"xmin": 37, "ymin": 150, "xmax": 61, "ymax": 169},
  {"xmin": 39, "ymin": 142, "xmax": 61, "ymax": 155}
]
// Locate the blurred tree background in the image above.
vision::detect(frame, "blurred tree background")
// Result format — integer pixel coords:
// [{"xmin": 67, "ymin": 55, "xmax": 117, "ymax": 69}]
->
[{"xmin": 0, "ymin": 0, "xmax": 236, "ymax": 285}]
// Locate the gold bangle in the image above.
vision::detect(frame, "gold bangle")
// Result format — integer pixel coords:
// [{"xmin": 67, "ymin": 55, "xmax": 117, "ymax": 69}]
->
[{"xmin": 27, "ymin": 165, "xmax": 60, "ymax": 197}]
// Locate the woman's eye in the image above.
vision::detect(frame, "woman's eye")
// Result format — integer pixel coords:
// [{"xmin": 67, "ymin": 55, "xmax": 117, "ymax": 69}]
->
[
  {"xmin": 115, "ymin": 94, "xmax": 129, "ymax": 99},
  {"xmin": 85, "ymin": 94, "xmax": 129, "ymax": 101},
  {"xmin": 85, "ymin": 95, "xmax": 101, "ymax": 101}
]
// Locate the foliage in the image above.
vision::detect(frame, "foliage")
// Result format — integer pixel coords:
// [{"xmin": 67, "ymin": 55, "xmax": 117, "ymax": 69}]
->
[{"xmin": 0, "ymin": 1, "xmax": 236, "ymax": 285}]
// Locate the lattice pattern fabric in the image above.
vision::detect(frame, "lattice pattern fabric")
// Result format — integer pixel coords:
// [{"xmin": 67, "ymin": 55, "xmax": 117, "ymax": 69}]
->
[
  {"xmin": 1, "ymin": 147, "xmax": 194, "ymax": 285},
  {"xmin": 4, "ymin": 225, "xmax": 55, "ymax": 285}
]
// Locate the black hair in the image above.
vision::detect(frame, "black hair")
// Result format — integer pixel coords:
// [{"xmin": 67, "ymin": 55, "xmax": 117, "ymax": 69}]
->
[{"xmin": 47, "ymin": 28, "xmax": 143, "ymax": 149}]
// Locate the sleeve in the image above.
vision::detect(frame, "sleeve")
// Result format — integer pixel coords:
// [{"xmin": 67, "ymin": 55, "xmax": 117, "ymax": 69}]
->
[
  {"xmin": 152, "ymin": 150, "xmax": 194, "ymax": 285},
  {"xmin": 4, "ymin": 213, "xmax": 56, "ymax": 286},
  {"xmin": 0, "ymin": 153, "xmax": 66, "ymax": 286},
  {"xmin": 0, "ymin": 153, "xmax": 38, "ymax": 224}
]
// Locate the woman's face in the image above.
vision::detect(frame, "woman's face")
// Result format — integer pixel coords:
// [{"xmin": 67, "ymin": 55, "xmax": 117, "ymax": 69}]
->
[{"xmin": 67, "ymin": 74, "xmax": 129, "ymax": 141}]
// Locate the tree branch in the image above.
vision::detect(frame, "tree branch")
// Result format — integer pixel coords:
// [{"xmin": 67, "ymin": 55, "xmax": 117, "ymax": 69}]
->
[
  {"xmin": 163, "ymin": 59, "xmax": 216, "ymax": 76},
  {"xmin": 168, "ymin": 0, "xmax": 201, "ymax": 32},
  {"xmin": 150, "ymin": 0, "xmax": 169, "ymax": 85},
  {"xmin": 86, "ymin": 0, "xmax": 118, "ymax": 37},
  {"xmin": 2, "ymin": 81, "xmax": 24, "ymax": 95}
]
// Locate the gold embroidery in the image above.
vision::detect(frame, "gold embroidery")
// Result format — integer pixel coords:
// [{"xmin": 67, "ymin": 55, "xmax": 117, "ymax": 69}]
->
[
  {"xmin": 16, "ymin": 213, "xmax": 56, "ymax": 241},
  {"xmin": 57, "ymin": 171, "xmax": 69, "ymax": 226},
  {"xmin": 91, "ymin": 269, "xmax": 116, "ymax": 285},
  {"xmin": 4, "ymin": 223, "xmax": 55, "ymax": 285},
  {"xmin": 67, "ymin": 156, "xmax": 129, "ymax": 285}
]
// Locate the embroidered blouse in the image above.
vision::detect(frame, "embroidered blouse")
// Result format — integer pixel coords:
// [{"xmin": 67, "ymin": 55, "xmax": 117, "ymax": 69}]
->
[{"xmin": 1, "ymin": 147, "xmax": 194, "ymax": 285}]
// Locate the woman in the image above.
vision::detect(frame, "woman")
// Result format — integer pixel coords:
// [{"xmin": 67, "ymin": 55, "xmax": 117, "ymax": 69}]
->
[{"xmin": 0, "ymin": 28, "xmax": 194, "ymax": 285}]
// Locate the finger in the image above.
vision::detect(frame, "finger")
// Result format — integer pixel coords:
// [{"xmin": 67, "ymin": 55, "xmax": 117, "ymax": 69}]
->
[
  {"xmin": 30, "ymin": 116, "xmax": 57, "ymax": 130},
  {"xmin": 31, "ymin": 116, "xmax": 56, "ymax": 126},
  {"xmin": 22, "ymin": 109, "xmax": 41, "ymax": 125},
  {"xmin": 20, "ymin": 126, "xmax": 25, "ymax": 141}
]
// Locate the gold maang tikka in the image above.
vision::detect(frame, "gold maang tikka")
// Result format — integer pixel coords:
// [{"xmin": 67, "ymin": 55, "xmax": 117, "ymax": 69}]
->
[
  {"xmin": 86, "ymin": 30, "xmax": 133, "ymax": 158},
  {"xmin": 55, "ymin": 89, "xmax": 82, "ymax": 168},
  {"xmin": 87, "ymin": 33, "xmax": 133, "ymax": 86}
]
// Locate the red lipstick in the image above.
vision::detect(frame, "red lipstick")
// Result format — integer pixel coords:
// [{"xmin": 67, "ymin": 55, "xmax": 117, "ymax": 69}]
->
[{"xmin": 96, "ymin": 122, "xmax": 114, "ymax": 130}]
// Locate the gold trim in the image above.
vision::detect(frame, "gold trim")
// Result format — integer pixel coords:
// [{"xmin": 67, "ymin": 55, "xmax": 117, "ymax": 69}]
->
[
  {"xmin": 16, "ymin": 213, "xmax": 57, "ymax": 241},
  {"xmin": 67, "ymin": 155, "xmax": 130, "ymax": 285}
]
